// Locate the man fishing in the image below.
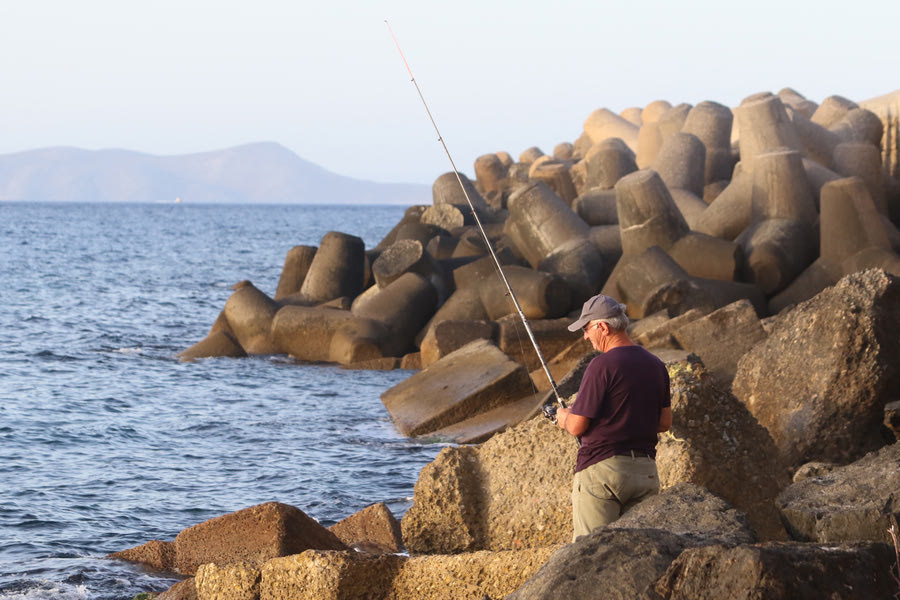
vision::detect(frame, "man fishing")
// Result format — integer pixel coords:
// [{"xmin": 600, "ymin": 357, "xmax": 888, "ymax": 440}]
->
[{"xmin": 555, "ymin": 294, "xmax": 672, "ymax": 539}]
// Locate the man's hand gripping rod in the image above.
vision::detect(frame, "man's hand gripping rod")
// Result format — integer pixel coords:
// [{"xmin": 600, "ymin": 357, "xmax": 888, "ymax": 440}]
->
[{"xmin": 385, "ymin": 21, "xmax": 566, "ymax": 417}]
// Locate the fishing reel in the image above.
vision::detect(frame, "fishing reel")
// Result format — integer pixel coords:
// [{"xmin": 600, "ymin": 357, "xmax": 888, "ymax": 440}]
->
[{"xmin": 542, "ymin": 402, "xmax": 559, "ymax": 423}]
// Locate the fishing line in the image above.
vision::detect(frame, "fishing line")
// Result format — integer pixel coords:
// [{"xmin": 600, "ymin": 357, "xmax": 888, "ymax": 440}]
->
[{"xmin": 385, "ymin": 20, "xmax": 564, "ymax": 407}]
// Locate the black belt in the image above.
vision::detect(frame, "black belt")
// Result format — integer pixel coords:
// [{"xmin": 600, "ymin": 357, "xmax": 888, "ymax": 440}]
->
[{"xmin": 617, "ymin": 450, "xmax": 653, "ymax": 458}]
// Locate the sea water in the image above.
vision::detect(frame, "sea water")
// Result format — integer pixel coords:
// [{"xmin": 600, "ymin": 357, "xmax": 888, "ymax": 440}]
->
[{"xmin": 0, "ymin": 202, "xmax": 444, "ymax": 599}]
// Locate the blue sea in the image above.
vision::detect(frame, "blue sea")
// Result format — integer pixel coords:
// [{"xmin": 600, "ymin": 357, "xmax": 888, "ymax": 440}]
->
[{"xmin": 0, "ymin": 202, "xmax": 444, "ymax": 599}]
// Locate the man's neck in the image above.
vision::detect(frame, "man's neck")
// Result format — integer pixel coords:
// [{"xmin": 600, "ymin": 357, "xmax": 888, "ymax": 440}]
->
[{"xmin": 602, "ymin": 331, "xmax": 635, "ymax": 352}]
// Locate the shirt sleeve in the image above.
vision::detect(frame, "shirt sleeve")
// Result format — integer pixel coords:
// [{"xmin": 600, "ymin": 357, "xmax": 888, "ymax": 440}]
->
[{"xmin": 570, "ymin": 357, "xmax": 606, "ymax": 418}]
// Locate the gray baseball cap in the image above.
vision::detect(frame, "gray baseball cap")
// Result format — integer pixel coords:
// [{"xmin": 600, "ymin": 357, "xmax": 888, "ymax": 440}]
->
[{"xmin": 567, "ymin": 294, "xmax": 626, "ymax": 332}]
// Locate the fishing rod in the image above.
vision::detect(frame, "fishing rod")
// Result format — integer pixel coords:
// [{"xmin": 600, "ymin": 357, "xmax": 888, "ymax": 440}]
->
[{"xmin": 385, "ymin": 20, "xmax": 566, "ymax": 411}]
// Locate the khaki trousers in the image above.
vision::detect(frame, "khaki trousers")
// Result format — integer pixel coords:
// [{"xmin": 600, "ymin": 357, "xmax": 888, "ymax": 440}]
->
[{"xmin": 571, "ymin": 453, "xmax": 659, "ymax": 540}]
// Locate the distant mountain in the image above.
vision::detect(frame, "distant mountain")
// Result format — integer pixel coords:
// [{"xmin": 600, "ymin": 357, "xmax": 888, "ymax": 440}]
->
[{"xmin": 0, "ymin": 142, "xmax": 431, "ymax": 205}]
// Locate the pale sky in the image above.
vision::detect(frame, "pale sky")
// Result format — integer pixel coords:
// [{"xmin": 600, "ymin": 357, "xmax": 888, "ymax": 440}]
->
[{"xmin": 0, "ymin": 1, "xmax": 897, "ymax": 184}]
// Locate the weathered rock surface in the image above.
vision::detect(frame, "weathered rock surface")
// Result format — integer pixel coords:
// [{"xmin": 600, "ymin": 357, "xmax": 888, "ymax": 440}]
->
[
  {"xmin": 386, "ymin": 547, "xmax": 557, "ymax": 600},
  {"xmin": 671, "ymin": 299, "xmax": 766, "ymax": 386},
  {"xmin": 173, "ymin": 502, "xmax": 347, "ymax": 575},
  {"xmin": 107, "ymin": 539, "xmax": 176, "ymax": 572},
  {"xmin": 194, "ymin": 561, "xmax": 260, "ymax": 600},
  {"xmin": 608, "ymin": 482, "xmax": 757, "ymax": 546},
  {"xmin": 507, "ymin": 528, "xmax": 694, "ymax": 600},
  {"xmin": 260, "ymin": 550, "xmax": 403, "ymax": 600},
  {"xmin": 155, "ymin": 578, "xmax": 196, "ymax": 600},
  {"xmin": 732, "ymin": 269, "xmax": 900, "ymax": 468},
  {"xmin": 776, "ymin": 442, "xmax": 900, "ymax": 543},
  {"xmin": 402, "ymin": 417, "xmax": 577, "ymax": 554},
  {"xmin": 653, "ymin": 541, "xmax": 898, "ymax": 599},
  {"xmin": 658, "ymin": 360, "xmax": 790, "ymax": 540},
  {"xmin": 327, "ymin": 502, "xmax": 403, "ymax": 554}
]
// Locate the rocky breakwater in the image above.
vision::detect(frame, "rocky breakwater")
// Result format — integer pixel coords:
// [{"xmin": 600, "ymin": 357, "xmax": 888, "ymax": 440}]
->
[{"xmin": 155, "ymin": 88, "xmax": 900, "ymax": 598}]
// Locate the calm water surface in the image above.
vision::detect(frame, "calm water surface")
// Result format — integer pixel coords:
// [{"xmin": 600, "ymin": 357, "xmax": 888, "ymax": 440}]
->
[{"xmin": 0, "ymin": 202, "xmax": 444, "ymax": 599}]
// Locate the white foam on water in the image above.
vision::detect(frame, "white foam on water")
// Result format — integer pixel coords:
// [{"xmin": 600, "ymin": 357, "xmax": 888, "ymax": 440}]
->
[{"xmin": 0, "ymin": 582, "xmax": 90, "ymax": 600}]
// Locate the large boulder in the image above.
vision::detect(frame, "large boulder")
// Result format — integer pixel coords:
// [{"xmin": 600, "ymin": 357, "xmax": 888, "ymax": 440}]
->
[
  {"xmin": 658, "ymin": 360, "xmax": 791, "ymax": 541},
  {"xmin": 731, "ymin": 269, "xmax": 900, "ymax": 468},
  {"xmin": 671, "ymin": 299, "xmax": 767, "ymax": 387},
  {"xmin": 653, "ymin": 541, "xmax": 898, "ymax": 599},
  {"xmin": 260, "ymin": 550, "xmax": 403, "ymax": 600},
  {"xmin": 776, "ymin": 442, "xmax": 900, "ymax": 543},
  {"xmin": 194, "ymin": 562, "xmax": 259, "ymax": 600},
  {"xmin": 386, "ymin": 547, "xmax": 557, "ymax": 600},
  {"xmin": 402, "ymin": 417, "xmax": 577, "ymax": 554},
  {"xmin": 608, "ymin": 482, "xmax": 757, "ymax": 546},
  {"xmin": 381, "ymin": 339, "xmax": 534, "ymax": 437},
  {"xmin": 507, "ymin": 528, "xmax": 694, "ymax": 600},
  {"xmin": 173, "ymin": 502, "xmax": 347, "ymax": 575},
  {"xmin": 328, "ymin": 502, "xmax": 403, "ymax": 554},
  {"xmin": 107, "ymin": 539, "xmax": 176, "ymax": 572}
]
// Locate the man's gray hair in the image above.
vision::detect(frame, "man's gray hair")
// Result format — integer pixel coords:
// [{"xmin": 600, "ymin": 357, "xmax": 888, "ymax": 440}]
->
[{"xmin": 597, "ymin": 302, "xmax": 629, "ymax": 331}]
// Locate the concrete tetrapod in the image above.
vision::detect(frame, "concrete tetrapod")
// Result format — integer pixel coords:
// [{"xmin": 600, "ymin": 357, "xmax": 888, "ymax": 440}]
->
[
  {"xmin": 504, "ymin": 180, "xmax": 591, "ymax": 267},
  {"xmin": 222, "ymin": 281, "xmax": 282, "ymax": 355},
  {"xmin": 583, "ymin": 107, "xmax": 640, "ymax": 152},
  {"xmin": 652, "ymin": 131, "xmax": 707, "ymax": 197},
  {"xmin": 582, "ymin": 137, "xmax": 638, "ymax": 191},
  {"xmin": 274, "ymin": 245, "xmax": 317, "ymax": 301},
  {"xmin": 769, "ymin": 176, "xmax": 900, "ymax": 312},
  {"xmin": 351, "ymin": 271, "xmax": 438, "ymax": 357},
  {"xmin": 682, "ymin": 100, "xmax": 735, "ymax": 184},
  {"xmin": 270, "ymin": 305, "xmax": 389, "ymax": 365},
  {"xmin": 733, "ymin": 93, "xmax": 803, "ymax": 170},
  {"xmin": 297, "ymin": 231, "xmax": 366, "ymax": 305}
]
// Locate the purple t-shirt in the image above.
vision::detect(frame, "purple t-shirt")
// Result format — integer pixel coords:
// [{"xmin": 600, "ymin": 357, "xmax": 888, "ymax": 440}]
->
[{"xmin": 570, "ymin": 345, "xmax": 671, "ymax": 472}]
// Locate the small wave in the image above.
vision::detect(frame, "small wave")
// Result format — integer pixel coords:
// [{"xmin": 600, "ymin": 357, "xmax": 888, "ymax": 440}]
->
[
  {"xmin": 30, "ymin": 351, "xmax": 79, "ymax": 362},
  {"xmin": 112, "ymin": 347, "xmax": 143, "ymax": 355},
  {"xmin": 0, "ymin": 581, "xmax": 89, "ymax": 600}
]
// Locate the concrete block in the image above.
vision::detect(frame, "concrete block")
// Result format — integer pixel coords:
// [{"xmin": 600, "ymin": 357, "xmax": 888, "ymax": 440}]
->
[
  {"xmin": 271, "ymin": 305, "xmax": 387, "ymax": 364},
  {"xmin": 274, "ymin": 245, "xmax": 317, "ymax": 301},
  {"xmin": 424, "ymin": 390, "xmax": 551, "ymax": 444},
  {"xmin": 495, "ymin": 315, "xmax": 582, "ymax": 372},
  {"xmin": 177, "ymin": 330, "xmax": 247, "ymax": 362},
  {"xmin": 734, "ymin": 93, "xmax": 803, "ymax": 170},
  {"xmin": 652, "ymin": 132, "xmax": 706, "ymax": 196},
  {"xmin": 693, "ymin": 167, "xmax": 753, "ymax": 241},
  {"xmin": 820, "ymin": 176, "xmax": 892, "ymax": 265},
  {"xmin": 810, "ymin": 95, "xmax": 858, "ymax": 128},
  {"xmin": 477, "ymin": 265, "xmax": 571, "ymax": 321},
  {"xmin": 328, "ymin": 503, "xmax": 403, "ymax": 555},
  {"xmin": 667, "ymin": 231, "xmax": 742, "ymax": 282},
  {"xmin": 750, "ymin": 149, "xmax": 817, "ymax": 224},
  {"xmin": 615, "ymin": 169, "xmax": 690, "ymax": 255},
  {"xmin": 573, "ymin": 187, "xmax": 618, "ymax": 225},
  {"xmin": 419, "ymin": 319, "xmax": 495, "ymax": 368},
  {"xmin": 673, "ymin": 299, "xmax": 767, "ymax": 386},
  {"xmin": 832, "ymin": 142, "xmax": 887, "ymax": 214},
  {"xmin": 583, "ymin": 108, "xmax": 639, "ymax": 152},
  {"xmin": 223, "ymin": 282, "xmax": 281, "ymax": 354},
  {"xmin": 737, "ymin": 218, "xmax": 818, "ymax": 296},
  {"xmin": 583, "ymin": 138, "xmax": 638, "ymax": 190},
  {"xmin": 778, "ymin": 87, "xmax": 818, "ymax": 118},
  {"xmin": 260, "ymin": 550, "xmax": 402, "ymax": 600},
  {"xmin": 174, "ymin": 502, "xmax": 346, "ymax": 575},
  {"xmin": 297, "ymin": 231, "xmax": 366, "ymax": 305},
  {"xmin": 504, "ymin": 180, "xmax": 590, "ymax": 268},
  {"xmin": 683, "ymin": 101, "xmax": 734, "ymax": 184},
  {"xmin": 351, "ymin": 272, "xmax": 438, "ymax": 357},
  {"xmin": 529, "ymin": 158, "xmax": 577, "ymax": 204},
  {"xmin": 381, "ymin": 339, "xmax": 534, "ymax": 437}
]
